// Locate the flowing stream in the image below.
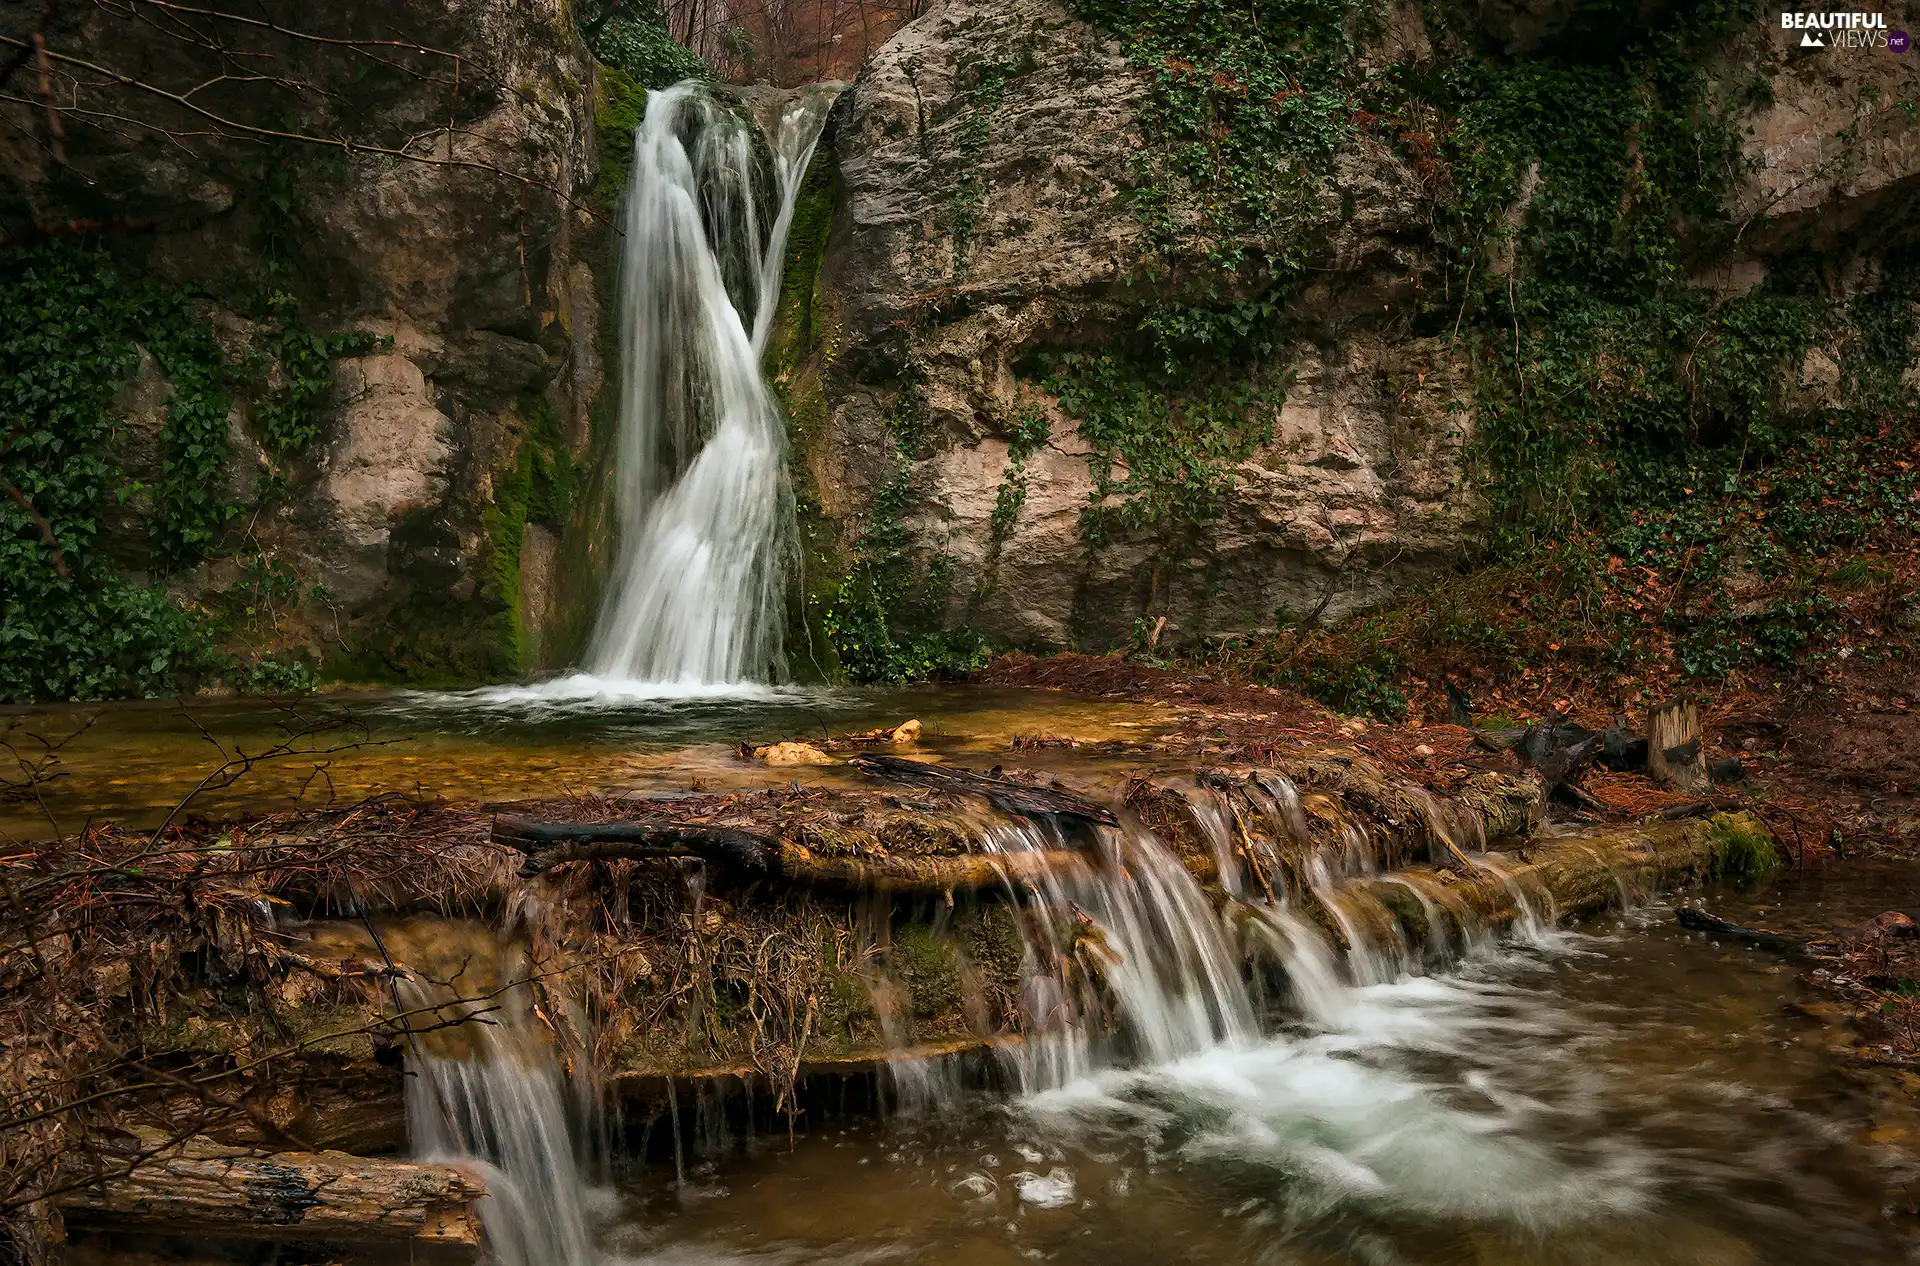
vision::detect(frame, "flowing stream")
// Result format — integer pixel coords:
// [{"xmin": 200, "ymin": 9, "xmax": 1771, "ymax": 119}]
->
[
  {"xmin": 584, "ymin": 81, "xmax": 839, "ymax": 691},
  {"xmin": 363, "ymin": 786, "xmax": 1920, "ymax": 1265},
  {"xmin": 605, "ymin": 857, "xmax": 1920, "ymax": 1265}
]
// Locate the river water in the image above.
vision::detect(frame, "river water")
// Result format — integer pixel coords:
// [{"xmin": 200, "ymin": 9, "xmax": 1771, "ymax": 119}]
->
[
  {"xmin": 598, "ymin": 870, "xmax": 1920, "ymax": 1266},
  {"xmin": 0, "ymin": 685, "xmax": 1173, "ymax": 835}
]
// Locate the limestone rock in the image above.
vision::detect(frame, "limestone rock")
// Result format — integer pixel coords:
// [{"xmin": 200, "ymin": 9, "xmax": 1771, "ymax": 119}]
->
[
  {"xmin": 809, "ymin": 0, "xmax": 1475, "ymax": 651},
  {"xmin": 0, "ymin": 0, "xmax": 603, "ymax": 677}
]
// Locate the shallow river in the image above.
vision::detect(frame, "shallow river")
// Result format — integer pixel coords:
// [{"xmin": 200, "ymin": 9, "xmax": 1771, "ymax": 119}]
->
[
  {"xmin": 0, "ymin": 682, "xmax": 1174, "ymax": 836},
  {"xmin": 605, "ymin": 868, "xmax": 1920, "ymax": 1266}
]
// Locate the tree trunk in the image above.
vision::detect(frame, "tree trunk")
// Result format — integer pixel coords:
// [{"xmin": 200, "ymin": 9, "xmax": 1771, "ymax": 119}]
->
[
  {"xmin": 1342, "ymin": 812, "xmax": 1768, "ymax": 946},
  {"xmin": 491, "ymin": 815, "xmax": 1092, "ymax": 896},
  {"xmin": 1646, "ymin": 697, "xmax": 1708, "ymax": 792},
  {"xmin": 54, "ymin": 1134, "xmax": 486, "ymax": 1255}
]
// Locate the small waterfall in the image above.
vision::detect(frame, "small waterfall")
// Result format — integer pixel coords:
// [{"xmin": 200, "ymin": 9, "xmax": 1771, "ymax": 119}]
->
[
  {"xmin": 399, "ymin": 971, "xmax": 597, "ymax": 1266},
  {"xmin": 985, "ymin": 817, "xmax": 1256, "ymax": 1093},
  {"xmin": 587, "ymin": 81, "xmax": 839, "ymax": 687}
]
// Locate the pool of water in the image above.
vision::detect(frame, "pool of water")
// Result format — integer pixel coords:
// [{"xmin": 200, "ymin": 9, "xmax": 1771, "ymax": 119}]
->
[
  {"xmin": 0, "ymin": 683, "xmax": 1175, "ymax": 836},
  {"xmin": 600, "ymin": 869, "xmax": 1920, "ymax": 1265}
]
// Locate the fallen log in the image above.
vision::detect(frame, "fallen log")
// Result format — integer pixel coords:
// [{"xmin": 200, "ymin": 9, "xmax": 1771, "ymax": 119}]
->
[
  {"xmin": 1340, "ymin": 812, "xmax": 1779, "ymax": 948},
  {"xmin": 770, "ymin": 840, "xmax": 1090, "ymax": 894},
  {"xmin": 55, "ymin": 1134, "xmax": 485, "ymax": 1254},
  {"xmin": 492, "ymin": 814, "xmax": 1090, "ymax": 896},
  {"xmin": 849, "ymin": 755, "xmax": 1119, "ymax": 826}
]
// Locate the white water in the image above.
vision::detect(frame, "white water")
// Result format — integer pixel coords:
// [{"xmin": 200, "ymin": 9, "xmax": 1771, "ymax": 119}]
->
[
  {"xmin": 985, "ymin": 817, "xmax": 1258, "ymax": 1093},
  {"xmin": 400, "ymin": 974, "xmax": 599, "ymax": 1266},
  {"xmin": 586, "ymin": 81, "xmax": 839, "ymax": 691}
]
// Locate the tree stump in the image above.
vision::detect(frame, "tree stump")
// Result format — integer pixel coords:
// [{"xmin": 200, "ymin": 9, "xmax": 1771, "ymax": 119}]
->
[{"xmin": 1646, "ymin": 697, "xmax": 1709, "ymax": 793}]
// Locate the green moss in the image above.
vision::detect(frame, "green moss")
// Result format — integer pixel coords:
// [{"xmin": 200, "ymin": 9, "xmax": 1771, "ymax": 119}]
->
[
  {"xmin": 594, "ymin": 64, "xmax": 648, "ymax": 212},
  {"xmin": 1708, "ymin": 814, "xmax": 1781, "ymax": 885},
  {"xmin": 482, "ymin": 395, "xmax": 579, "ymax": 675},
  {"xmin": 891, "ymin": 923, "xmax": 963, "ymax": 1020}
]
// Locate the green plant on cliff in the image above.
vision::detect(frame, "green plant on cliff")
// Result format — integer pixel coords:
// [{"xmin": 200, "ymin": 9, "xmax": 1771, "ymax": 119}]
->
[
  {"xmin": 821, "ymin": 382, "xmax": 988, "ymax": 683},
  {"xmin": 0, "ymin": 242, "xmax": 214, "ymax": 701},
  {"xmin": 1069, "ymin": 0, "xmax": 1376, "ymax": 275},
  {"xmin": 1021, "ymin": 0, "xmax": 1363, "ymax": 548},
  {"xmin": 987, "ymin": 398, "xmax": 1051, "ymax": 547},
  {"xmin": 242, "ymin": 151, "xmax": 384, "ymax": 456},
  {"xmin": 1077, "ymin": 0, "xmax": 1919, "ymax": 708},
  {"xmin": 485, "ymin": 395, "xmax": 579, "ymax": 672},
  {"xmin": 1042, "ymin": 335, "xmax": 1281, "ymax": 544},
  {"xmin": 946, "ymin": 41, "xmax": 1037, "ymax": 276},
  {"xmin": 252, "ymin": 292, "xmax": 382, "ymax": 455},
  {"xmin": 125, "ymin": 287, "xmax": 236, "ymax": 571},
  {"xmin": 589, "ymin": 4, "xmax": 709, "ymax": 90}
]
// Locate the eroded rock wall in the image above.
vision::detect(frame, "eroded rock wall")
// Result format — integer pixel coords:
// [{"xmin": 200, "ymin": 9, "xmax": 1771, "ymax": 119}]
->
[
  {"xmin": 794, "ymin": 0, "xmax": 1920, "ymax": 656},
  {"xmin": 0, "ymin": 0, "xmax": 607, "ymax": 682}
]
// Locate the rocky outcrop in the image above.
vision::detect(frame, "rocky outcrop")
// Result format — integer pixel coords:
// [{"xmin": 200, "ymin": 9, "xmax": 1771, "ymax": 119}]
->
[
  {"xmin": 1729, "ymin": 15, "xmax": 1920, "ymax": 257},
  {"xmin": 802, "ymin": 0, "xmax": 1477, "ymax": 652},
  {"xmin": 0, "ymin": 0, "xmax": 605, "ymax": 681},
  {"xmin": 795, "ymin": 0, "xmax": 1920, "ymax": 656}
]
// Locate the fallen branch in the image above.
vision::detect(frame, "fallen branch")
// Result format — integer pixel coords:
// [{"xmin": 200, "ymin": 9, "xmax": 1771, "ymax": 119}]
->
[
  {"xmin": 493, "ymin": 814, "xmax": 771, "ymax": 877},
  {"xmin": 491, "ymin": 813, "xmax": 1089, "ymax": 896},
  {"xmin": 1675, "ymin": 906, "xmax": 1806, "ymax": 955}
]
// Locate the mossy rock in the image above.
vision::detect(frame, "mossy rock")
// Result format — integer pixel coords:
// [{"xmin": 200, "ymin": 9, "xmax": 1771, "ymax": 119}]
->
[{"xmin": 1707, "ymin": 812, "xmax": 1781, "ymax": 885}]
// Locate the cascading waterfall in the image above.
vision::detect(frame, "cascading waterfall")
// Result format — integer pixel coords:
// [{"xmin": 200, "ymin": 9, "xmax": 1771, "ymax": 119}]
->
[
  {"xmin": 586, "ymin": 81, "xmax": 839, "ymax": 688},
  {"xmin": 984, "ymin": 816, "xmax": 1258, "ymax": 1093},
  {"xmin": 399, "ymin": 971, "xmax": 598, "ymax": 1266},
  {"xmin": 965, "ymin": 773, "xmax": 1538, "ymax": 1099}
]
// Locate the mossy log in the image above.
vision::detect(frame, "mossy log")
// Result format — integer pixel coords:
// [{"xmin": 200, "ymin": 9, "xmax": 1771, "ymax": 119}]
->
[
  {"xmin": 54, "ymin": 1133, "xmax": 486, "ymax": 1255},
  {"xmin": 849, "ymin": 754, "xmax": 1120, "ymax": 825},
  {"xmin": 1341, "ymin": 812, "xmax": 1776, "ymax": 947}
]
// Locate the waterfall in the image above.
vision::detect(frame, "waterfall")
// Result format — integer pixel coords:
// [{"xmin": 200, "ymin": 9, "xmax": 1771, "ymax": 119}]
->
[
  {"xmin": 985, "ymin": 817, "xmax": 1258, "ymax": 1093},
  {"xmin": 399, "ymin": 971, "xmax": 598, "ymax": 1266},
  {"xmin": 585, "ymin": 81, "xmax": 839, "ymax": 689}
]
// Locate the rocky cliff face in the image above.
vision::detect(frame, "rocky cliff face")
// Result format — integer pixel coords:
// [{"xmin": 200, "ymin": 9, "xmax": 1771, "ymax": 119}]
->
[
  {"xmin": 0, "ymin": 0, "xmax": 605, "ymax": 684},
  {"xmin": 792, "ymin": 0, "xmax": 1920, "ymax": 658},
  {"xmin": 799, "ymin": 0, "xmax": 1473, "ymax": 651}
]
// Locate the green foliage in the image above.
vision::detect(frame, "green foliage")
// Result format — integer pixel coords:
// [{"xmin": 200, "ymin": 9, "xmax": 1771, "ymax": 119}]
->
[
  {"xmin": 589, "ymin": 7, "xmax": 708, "ymax": 90},
  {"xmin": 252, "ymin": 292, "xmax": 380, "ymax": 454},
  {"xmin": 1708, "ymin": 813, "xmax": 1781, "ymax": 884},
  {"xmin": 1070, "ymin": 0, "xmax": 1373, "ymax": 277},
  {"xmin": 1044, "ymin": 346, "xmax": 1278, "ymax": 543},
  {"xmin": 0, "ymin": 225, "xmax": 378, "ymax": 701},
  {"xmin": 987, "ymin": 400, "xmax": 1051, "ymax": 545},
  {"xmin": 0, "ymin": 241, "xmax": 218, "ymax": 701},
  {"xmin": 822, "ymin": 429, "xmax": 988, "ymax": 683},
  {"xmin": 946, "ymin": 43, "xmax": 1035, "ymax": 276},
  {"xmin": 125, "ymin": 287, "xmax": 235, "ymax": 570}
]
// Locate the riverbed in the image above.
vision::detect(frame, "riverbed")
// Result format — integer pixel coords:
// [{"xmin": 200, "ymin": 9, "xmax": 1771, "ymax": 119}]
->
[{"xmin": 16, "ymin": 685, "xmax": 1920, "ymax": 1264}]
